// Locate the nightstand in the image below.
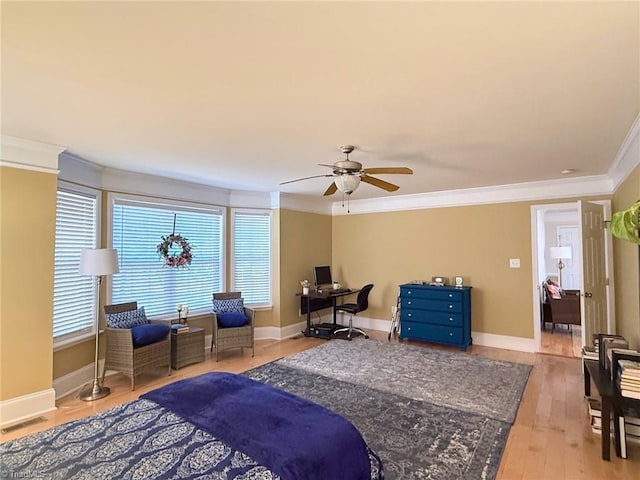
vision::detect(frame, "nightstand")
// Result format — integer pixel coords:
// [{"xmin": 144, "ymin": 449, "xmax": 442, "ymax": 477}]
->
[{"xmin": 171, "ymin": 326, "xmax": 205, "ymax": 369}]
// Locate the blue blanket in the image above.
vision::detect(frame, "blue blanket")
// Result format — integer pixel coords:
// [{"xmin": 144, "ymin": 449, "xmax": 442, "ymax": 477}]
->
[{"xmin": 142, "ymin": 372, "xmax": 372, "ymax": 480}]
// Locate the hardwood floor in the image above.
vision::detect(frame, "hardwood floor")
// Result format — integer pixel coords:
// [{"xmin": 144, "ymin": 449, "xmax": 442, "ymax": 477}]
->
[
  {"xmin": 540, "ymin": 323, "xmax": 581, "ymax": 358},
  {"xmin": 2, "ymin": 330, "xmax": 638, "ymax": 479}
]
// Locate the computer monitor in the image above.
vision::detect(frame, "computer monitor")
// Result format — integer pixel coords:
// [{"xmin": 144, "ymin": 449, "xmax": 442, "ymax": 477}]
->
[{"xmin": 313, "ymin": 265, "xmax": 333, "ymax": 287}]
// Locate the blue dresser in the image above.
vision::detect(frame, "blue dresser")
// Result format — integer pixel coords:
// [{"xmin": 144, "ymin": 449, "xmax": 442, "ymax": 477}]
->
[{"xmin": 398, "ymin": 284, "xmax": 472, "ymax": 350}]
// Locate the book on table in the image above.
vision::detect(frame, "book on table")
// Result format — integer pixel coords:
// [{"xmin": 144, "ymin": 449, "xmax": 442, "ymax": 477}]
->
[
  {"xmin": 615, "ymin": 355, "xmax": 640, "ymax": 398},
  {"xmin": 171, "ymin": 324, "xmax": 189, "ymax": 334}
]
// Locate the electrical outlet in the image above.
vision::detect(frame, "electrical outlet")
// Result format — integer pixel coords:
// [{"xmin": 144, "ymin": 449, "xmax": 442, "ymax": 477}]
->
[{"xmin": 509, "ymin": 258, "xmax": 520, "ymax": 268}]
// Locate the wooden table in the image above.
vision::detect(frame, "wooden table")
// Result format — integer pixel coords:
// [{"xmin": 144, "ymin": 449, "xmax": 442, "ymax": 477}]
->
[{"xmin": 583, "ymin": 359, "xmax": 618, "ymax": 460}]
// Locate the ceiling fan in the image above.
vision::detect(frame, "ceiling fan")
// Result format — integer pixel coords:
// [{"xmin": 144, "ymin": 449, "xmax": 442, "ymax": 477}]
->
[{"xmin": 280, "ymin": 145, "xmax": 413, "ymax": 196}]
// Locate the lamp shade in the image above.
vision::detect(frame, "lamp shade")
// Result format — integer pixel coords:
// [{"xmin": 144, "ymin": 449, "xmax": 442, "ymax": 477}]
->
[
  {"xmin": 550, "ymin": 246, "xmax": 572, "ymax": 260},
  {"xmin": 79, "ymin": 248, "xmax": 120, "ymax": 276},
  {"xmin": 335, "ymin": 174, "xmax": 361, "ymax": 194}
]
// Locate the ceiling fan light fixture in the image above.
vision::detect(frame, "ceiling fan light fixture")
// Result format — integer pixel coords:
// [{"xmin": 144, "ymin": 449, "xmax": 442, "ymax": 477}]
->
[{"xmin": 335, "ymin": 174, "xmax": 361, "ymax": 194}]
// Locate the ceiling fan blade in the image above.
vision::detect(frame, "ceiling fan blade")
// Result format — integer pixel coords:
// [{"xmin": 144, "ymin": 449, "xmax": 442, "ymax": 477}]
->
[
  {"xmin": 361, "ymin": 175, "xmax": 400, "ymax": 192},
  {"xmin": 280, "ymin": 174, "xmax": 333, "ymax": 185},
  {"xmin": 362, "ymin": 167, "xmax": 413, "ymax": 175},
  {"xmin": 323, "ymin": 182, "xmax": 338, "ymax": 196},
  {"xmin": 318, "ymin": 163, "xmax": 337, "ymax": 169}
]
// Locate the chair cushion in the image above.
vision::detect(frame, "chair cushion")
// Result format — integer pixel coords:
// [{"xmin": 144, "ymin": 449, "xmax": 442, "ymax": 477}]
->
[
  {"xmin": 212, "ymin": 298, "xmax": 244, "ymax": 314},
  {"xmin": 217, "ymin": 311, "xmax": 249, "ymax": 328},
  {"xmin": 131, "ymin": 323, "xmax": 170, "ymax": 347},
  {"xmin": 544, "ymin": 282, "xmax": 562, "ymax": 300},
  {"xmin": 106, "ymin": 306, "xmax": 149, "ymax": 328}
]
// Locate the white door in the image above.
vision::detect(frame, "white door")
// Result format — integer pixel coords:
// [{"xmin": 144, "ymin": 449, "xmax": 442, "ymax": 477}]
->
[
  {"xmin": 557, "ymin": 225, "xmax": 581, "ymax": 290},
  {"xmin": 579, "ymin": 201, "xmax": 607, "ymax": 348}
]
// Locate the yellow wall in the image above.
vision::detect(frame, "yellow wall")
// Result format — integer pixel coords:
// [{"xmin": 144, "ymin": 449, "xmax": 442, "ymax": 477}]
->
[
  {"xmin": 612, "ymin": 164, "xmax": 640, "ymax": 349},
  {"xmin": 0, "ymin": 167, "xmax": 57, "ymax": 400},
  {"xmin": 279, "ymin": 209, "xmax": 332, "ymax": 327},
  {"xmin": 332, "ymin": 202, "xmax": 535, "ymax": 338}
]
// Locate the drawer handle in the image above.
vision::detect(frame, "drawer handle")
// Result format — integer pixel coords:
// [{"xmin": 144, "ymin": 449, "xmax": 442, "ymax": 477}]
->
[
  {"xmin": 407, "ymin": 313, "xmax": 412, "ymax": 317},
  {"xmin": 407, "ymin": 327, "xmax": 412, "ymax": 331},
  {"xmin": 448, "ymin": 293, "xmax": 453, "ymax": 298},
  {"xmin": 449, "ymin": 332, "xmax": 453, "ymax": 336},
  {"xmin": 449, "ymin": 305, "xmax": 453, "ymax": 309},
  {"xmin": 407, "ymin": 291, "xmax": 412, "ymax": 295},
  {"xmin": 449, "ymin": 317, "xmax": 453, "ymax": 321},
  {"xmin": 408, "ymin": 301, "xmax": 412, "ymax": 305}
]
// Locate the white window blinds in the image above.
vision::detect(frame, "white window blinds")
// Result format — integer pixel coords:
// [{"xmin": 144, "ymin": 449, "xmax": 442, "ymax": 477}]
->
[
  {"xmin": 231, "ymin": 209, "xmax": 272, "ymax": 305},
  {"xmin": 112, "ymin": 198, "xmax": 224, "ymax": 316},
  {"xmin": 53, "ymin": 188, "xmax": 99, "ymax": 343}
]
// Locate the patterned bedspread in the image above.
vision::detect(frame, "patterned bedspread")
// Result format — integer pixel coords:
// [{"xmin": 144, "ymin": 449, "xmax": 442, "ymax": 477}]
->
[{"xmin": 1, "ymin": 398, "xmax": 383, "ymax": 479}]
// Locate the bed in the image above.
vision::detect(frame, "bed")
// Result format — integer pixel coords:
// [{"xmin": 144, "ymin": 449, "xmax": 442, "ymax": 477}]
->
[{"xmin": 1, "ymin": 372, "xmax": 383, "ymax": 479}]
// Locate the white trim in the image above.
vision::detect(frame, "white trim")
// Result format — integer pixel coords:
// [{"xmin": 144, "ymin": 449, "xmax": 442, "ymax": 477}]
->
[
  {"xmin": 229, "ymin": 190, "xmax": 273, "ymax": 209},
  {"xmin": 102, "ymin": 166, "xmax": 231, "ymax": 206},
  {"xmin": 0, "ymin": 160, "xmax": 60, "ymax": 175},
  {"xmin": 52, "ymin": 359, "xmax": 107, "ymax": 400},
  {"xmin": 346, "ymin": 314, "xmax": 536, "ymax": 353},
  {"xmin": 279, "ymin": 192, "xmax": 333, "ymax": 215},
  {"xmin": 332, "ymin": 175, "xmax": 614, "ymax": 216},
  {"xmin": 0, "ymin": 135, "xmax": 65, "ymax": 171},
  {"xmin": 0, "ymin": 388, "xmax": 57, "ymax": 428},
  {"xmin": 470, "ymin": 331, "xmax": 536, "ymax": 353},
  {"xmin": 608, "ymin": 112, "xmax": 640, "ymax": 191},
  {"xmin": 58, "ymin": 151, "xmax": 104, "ymax": 188}
]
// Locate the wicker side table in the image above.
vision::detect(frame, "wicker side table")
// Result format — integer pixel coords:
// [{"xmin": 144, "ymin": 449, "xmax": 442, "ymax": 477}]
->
[{"xmin": 171, "ymin": 326, "xmax": 205, "ymax": 369}]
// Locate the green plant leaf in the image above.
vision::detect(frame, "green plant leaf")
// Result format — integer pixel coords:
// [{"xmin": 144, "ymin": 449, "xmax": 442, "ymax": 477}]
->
[{"xmin": 611, "ymin": 200, "xmax": 640, "ymax": 244}]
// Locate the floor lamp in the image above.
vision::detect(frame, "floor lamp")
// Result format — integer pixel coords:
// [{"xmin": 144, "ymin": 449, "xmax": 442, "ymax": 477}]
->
[
  {"xmin": 79, "ymin": 248, "xmax": 119, "ymax": 401},
  {"xmin": 550, "ymin": 246, "xmax": 572, "ymax": 289}
]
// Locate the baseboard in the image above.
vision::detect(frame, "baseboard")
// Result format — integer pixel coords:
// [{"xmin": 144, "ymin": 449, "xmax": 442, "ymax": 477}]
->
[
  {"xmin": 469, "ymin": 331, "xmax": 535, "ymax": 352},
  {"xmin": 352, "ymin": 315, "xmax": 535, "ymax": 352},
  {"xmin": 52, "ymin": 359, "xmax": 107, "ymax": 400},
  {"xmin": 0, "ymin": 388, "xmax": 57, "ymax": 428},
  {"xmin": 255, "ymin": 321, "xmax": 307, "ymax": 340}
]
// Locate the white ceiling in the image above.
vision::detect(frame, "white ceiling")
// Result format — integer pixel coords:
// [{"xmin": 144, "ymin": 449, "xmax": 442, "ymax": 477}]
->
[{"xmin": 2, "ymin": 1, "xmax": 639, "ymax": 200}]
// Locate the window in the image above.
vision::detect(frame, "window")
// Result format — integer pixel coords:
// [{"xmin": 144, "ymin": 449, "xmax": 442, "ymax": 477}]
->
[
  {"xmin": 231, "ymin": 209, "xmax": 272, "ymax": 306},
  {"xmin": 53, "ymin": 186, "xmax": 99, "ymax": 345},
  {"xmin": 111, "ymin": 196, "xmax": 224, "ymax": 317}
]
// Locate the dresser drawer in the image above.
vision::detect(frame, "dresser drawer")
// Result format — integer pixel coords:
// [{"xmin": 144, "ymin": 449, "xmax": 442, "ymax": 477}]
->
[
  {"xmin": 401, "ymin": 321, "xmax": 463, "ymax": 344},
  {"xmin": 401, "ymin": 297, "xmax": 462, "ymax": 313},
  {"xmin": 402, "ymin": 310, "xmax": 464, "ymax": 327},
  {"xmin": 400, "ymin": 286, "xmax": 462, "ymax": 302}
]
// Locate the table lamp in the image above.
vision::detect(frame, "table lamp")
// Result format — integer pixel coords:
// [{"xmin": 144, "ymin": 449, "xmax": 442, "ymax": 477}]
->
[{"xmin": 550, "ymin": 246, "xmax": 572, "ymax": 289}]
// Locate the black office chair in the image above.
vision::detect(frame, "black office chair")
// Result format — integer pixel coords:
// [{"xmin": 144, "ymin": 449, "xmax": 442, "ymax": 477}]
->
[{"xmin": 333, "ymin": 284, "xmax": 374, "ymax": 341}]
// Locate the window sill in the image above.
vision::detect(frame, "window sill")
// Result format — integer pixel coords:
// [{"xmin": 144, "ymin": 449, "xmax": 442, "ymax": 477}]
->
[
  {"xmin": 53, "ymin": 330, "xmax": 97, "ymax": 352},
  {"xmin": 247, "ymin": 304, "xmax": 272, "ymax": 312}
]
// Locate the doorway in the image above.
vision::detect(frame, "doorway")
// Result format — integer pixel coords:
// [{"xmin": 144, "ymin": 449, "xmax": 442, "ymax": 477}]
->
[{"xmin": 530, "ymin": 200, "xmax": 615, "ymax": 357}]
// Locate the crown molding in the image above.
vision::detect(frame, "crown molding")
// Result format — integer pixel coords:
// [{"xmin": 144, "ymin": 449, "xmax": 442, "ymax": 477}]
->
[
  {"xmin": 332, "ymin": 174, "xmax": 614, "ymax": 216},
  {"xmin": 0, "ymin": 135, "xmax": 65, "ymax": 174},
  {"xmin": 229, "ymin": 190, "xmax": 273, "ymax": 209},
  {"xmin": 101, "ymin": 166, "xmax": 231, "ymax": 206},
  {"xmin": 279, "ymin": 193, "xmax": 333, "ymax": 215},
  {"xmin": 608, "ymin": 112, "xmax": 640, "ymax": 190}
]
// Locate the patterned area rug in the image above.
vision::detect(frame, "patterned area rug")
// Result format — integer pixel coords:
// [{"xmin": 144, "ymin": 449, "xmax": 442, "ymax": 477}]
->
[{"xmin": 244, "ymin": 338, "xmax": 532, "ymax": 480}]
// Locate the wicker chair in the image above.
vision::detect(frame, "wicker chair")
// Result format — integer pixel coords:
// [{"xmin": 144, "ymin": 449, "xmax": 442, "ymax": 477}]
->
[
  {"xmin": 102, "ymin": 301, "xmax": 171, "ymax": 390},
  {"xmin": 211, "ymin": 292, "xmax": 255, "ymax": 361}
]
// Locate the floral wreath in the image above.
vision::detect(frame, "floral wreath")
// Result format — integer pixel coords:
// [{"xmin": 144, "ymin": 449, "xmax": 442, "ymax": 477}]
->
[{"xmin": 157, "ymin": 234, "xmax": 192, "ymax": 268}]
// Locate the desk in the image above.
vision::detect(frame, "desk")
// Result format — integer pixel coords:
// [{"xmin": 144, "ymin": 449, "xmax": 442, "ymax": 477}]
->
[{"xmin": 298, "ymin": 288, "xmax": 358, "ymax": 338}]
